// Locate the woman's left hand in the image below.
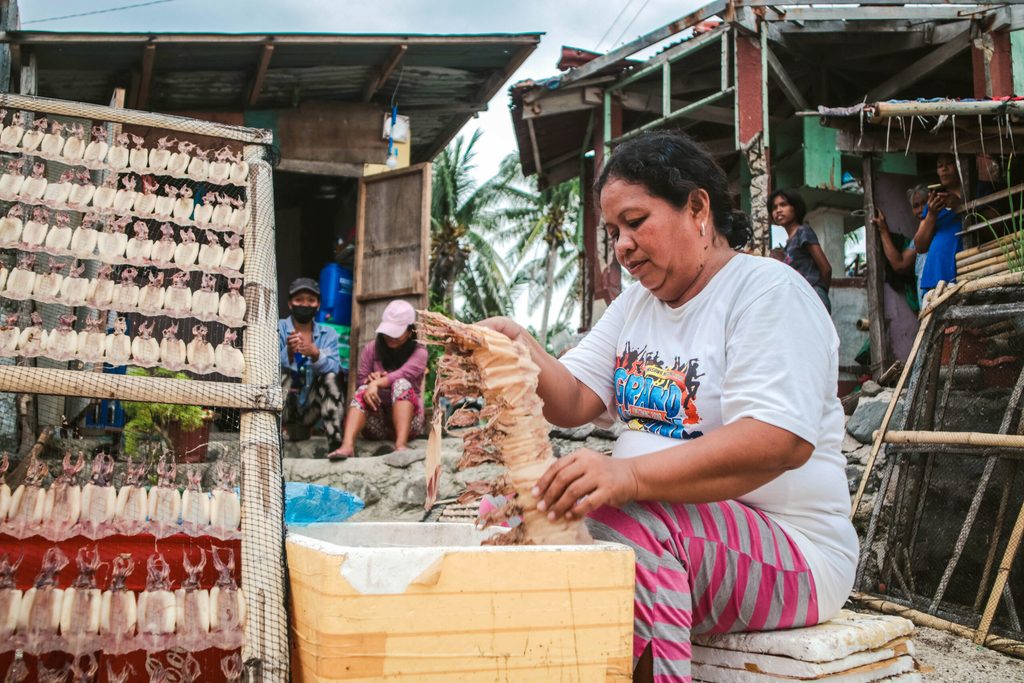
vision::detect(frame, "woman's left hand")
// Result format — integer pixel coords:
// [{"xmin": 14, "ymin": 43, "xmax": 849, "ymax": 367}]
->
[{"xmin": 533, "ymin": 448, "xmax": 639, "ymax": 521}]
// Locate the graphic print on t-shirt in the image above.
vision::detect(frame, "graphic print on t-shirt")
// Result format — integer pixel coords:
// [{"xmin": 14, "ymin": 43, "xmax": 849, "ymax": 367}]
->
[{"xmin": 613, "ymin": 342, "xmax": 703, "ymax": 440}]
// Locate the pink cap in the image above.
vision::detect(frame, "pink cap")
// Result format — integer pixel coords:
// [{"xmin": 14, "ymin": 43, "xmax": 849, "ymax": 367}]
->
[{"xmin": 376, "ymin": 300, "xmax": 416, "ymax": 338}]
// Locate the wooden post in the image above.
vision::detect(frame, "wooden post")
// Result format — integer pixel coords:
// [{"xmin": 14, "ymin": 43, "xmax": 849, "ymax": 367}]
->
[
  {"xmin": 581, "ymin": 155, "xmax": 597, "ymax": 331},
  {"xmin": 973, "ymin": 29, "xmax": 1013, "ymax": 184},
  {"xmin": 736, "ymin": 29, "xmax": 770, "ymax": 254},
  {"xmin": 863, "ymin": 156, "xmax": 890, "ymax": 378},
  {"xmin": 593, "ymin": 92, "xmax": 622, "ymax": 309},
  {"xmin": 239, "ymin": 144, "xmax": 288, "ymax": 683}
]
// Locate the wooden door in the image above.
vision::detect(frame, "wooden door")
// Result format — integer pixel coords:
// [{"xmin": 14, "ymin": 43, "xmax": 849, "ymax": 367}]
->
[{"xmin": 350, "ymin": 163, "xmax": 431, "ymax": 398}]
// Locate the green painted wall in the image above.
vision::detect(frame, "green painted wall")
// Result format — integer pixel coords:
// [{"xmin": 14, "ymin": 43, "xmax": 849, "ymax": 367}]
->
[
  {"xmin": 879, "ymin": 153, "xmax": 917, "ymax": 176},
  {"xmin": 803, "ymin": 117, "xmax": 841, "ymax": 190},
  {"xmin": 1013, "ymin": 30, "xmax": 1024, "ymax": 96}
]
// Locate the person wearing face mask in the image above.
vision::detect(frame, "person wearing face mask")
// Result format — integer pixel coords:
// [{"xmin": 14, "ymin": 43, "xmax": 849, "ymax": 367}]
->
[
  {"xmin": 279, "ymin": 277, "xmax": 343, "ymax": 451},
  {"xmin": 328, "ymin": 299, "xmax": 427, "ymax": 460}
]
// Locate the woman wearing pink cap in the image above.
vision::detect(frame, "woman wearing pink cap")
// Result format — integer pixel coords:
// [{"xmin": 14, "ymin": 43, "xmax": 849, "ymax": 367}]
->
[{"xmin": 328, "ymin": 300, "xmax": 428, "ymax": 459}]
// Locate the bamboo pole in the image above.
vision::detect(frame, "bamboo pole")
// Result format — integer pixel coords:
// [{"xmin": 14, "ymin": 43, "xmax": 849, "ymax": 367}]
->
[
  {"xmin": 928, "ymin": 365, "xmax": 1024, "ymax": 612},
  {"xmin": 0, "ymin": 366, "xmax": 279, "ymax": 410},
  {"xmin": 851, "ymin": 284, "xmax": 941, "ymax": 517},
  {"xmin": 976, "ymin": 496, "xmax": 1024, "ymax": 644},
  {"xmin": 958, "ymin": 252, "xmax": 1009, "ymax": 275},
  {"xmin": 919, "ymin": 273, "xmax": 1024, "ymax": 318},
  {"xmin": 975, "ymin": 462, "xmax": 1017, "ymax": 612},
  {"xmin": 961, "ymin": 262, "xmax": 1010, "ymax": 281},
  {"xmin": 237, "ymin": 146, "xmax": 288, "ymax": 683},
  {"xmin": 957, "ymin": 243, "xmax": 1019, "ymax": 268},
  {"xmin": 956, "ymin": 230, "xmax": 1023, "ymax": 261},
  {"xmin": 849, "ymin": 592, "xmax": 1024, "ymax": 658},
  {"xmin": 0, "ymin": 93, "xmax": 272, "ymax": 144},
  {"xmin": 881, "ymin": 431, "xmax": 1024, "ymax": 448}
]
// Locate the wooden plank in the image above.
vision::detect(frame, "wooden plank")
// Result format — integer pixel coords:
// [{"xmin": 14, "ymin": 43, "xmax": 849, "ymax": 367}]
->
[
  {"xmin": 18, "ymin": 47, "xmax": 34, "ymax": 95},
  {"xmin": 0, "ymin": 365, "xmax": 280, "ymax": 410},
  {"xmin": 0, "ymin": 92, "xmax": 270, "ymax": 143},
  {"xmin": 247, "ymin": 42, "xmax": 274, "ymax": 108},
  {"xmin": 136, "ymin": 42, "xmax": 156, "ymax": 109},
  {"xmin": 834, "ymin": 128, "xmax": 999, "ymax": 155},
  {"xmin": 3, "ymin": 32, "xmax": 542, "ymax": 47},
  {"xmin": 865, "ymin": 26, "xmax": 972, "ymax": 101},
  {"xmin": 765, "ymin": 43, "xmax": 807, "ymax": 111},
  {"xmin": 864, "ymin": 156, "xmax": 889, "ymax": 379},
  {"xmin": 276, "ymin": 101, "xmax": 385, "ymax": 165},
  {"xmin": 350, "ymin": 163, "xmax": 431, "ymax": 398},
  {"xmin": 619, "ymin": 91, "xmax": 735, "ymax": 125},
  {"xmin": 559, "ymin": 0, "xmax": 730, "ymax": 87},
  {"xmin": 527, "ymin": 117, "xmax": 543, "ymax": 176},
  {"xmin": 361, "ymin": 43, "xmax": 407, "ymax": 103},
  {"xmin": 276, "ymin": 157, "xmax": 364, "ymax": 178}
]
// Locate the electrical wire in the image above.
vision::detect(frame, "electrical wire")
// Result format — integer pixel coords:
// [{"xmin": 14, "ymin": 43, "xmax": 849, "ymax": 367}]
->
[
  {"xmin": 595, "ymin": 0, "xmax": 639, "ymax": 52},
  {"xmin": 610, "ymin": 0, "xmax": 653, "ymax": 50},
  {"xmin": 23, "ymin": 0, "xmax": 179, "ymax": 26}
]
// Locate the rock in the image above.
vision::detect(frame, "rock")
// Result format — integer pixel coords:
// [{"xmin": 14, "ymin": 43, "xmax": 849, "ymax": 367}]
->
[
  {"xmin": 282, "ymin": 436, "xmax": 330, "ymax": 459},
  {"xmin": 383, "ymin": 448, "xmax": 426, "ymax": 468},
  {"xmin": 841, "ymin": 431, "xmax": 862, "ymax": 453},
  {"xmin": 591, "ymin": 421, "xmax": 626, "ymax": 440},
  {"xmin": 849, "ymin": 444, "xmax": 873, "ymax": 466},
  {"xmin": 847, "ymin": 390, "xmax": 896, "ymax": 444},
  {"xmin": 396, "ymin": 477, "xmax": 427, "ymax": 511},
  {"xmin": 845, "ymin": 463, "xmax": 865, "ymax": 493},
  {"xmin": 860, "ymin": 380, "xmax": 883, "ymax": 397},
  {"xmin": 549, "ymin": 424, "xmax": 594, "ymax": 441}
]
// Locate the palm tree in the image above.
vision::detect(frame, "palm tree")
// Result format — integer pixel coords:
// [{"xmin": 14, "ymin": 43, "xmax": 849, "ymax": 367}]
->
[
  {"xmin": 429, "ymin": 130, "xmax": 510, "ymax": 319},
  {"xmin": 494, "ymin": 154, "xmax": 582, "ymax": 346}
]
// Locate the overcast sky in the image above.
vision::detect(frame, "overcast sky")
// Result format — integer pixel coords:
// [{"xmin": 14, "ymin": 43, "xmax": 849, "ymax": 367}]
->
[{"xmin": 20, "ymin": 0, "xmax": 708, "ymax": 185}]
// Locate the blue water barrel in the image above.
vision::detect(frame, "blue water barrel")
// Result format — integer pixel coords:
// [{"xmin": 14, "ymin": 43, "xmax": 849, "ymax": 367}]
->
[
  {"xmin": 317, "ymin": 263, "xmax": 341, "ymax": 323},
  {"xmin": 334, "ymin": 267, "xmax": 354, "ymax": 326}
]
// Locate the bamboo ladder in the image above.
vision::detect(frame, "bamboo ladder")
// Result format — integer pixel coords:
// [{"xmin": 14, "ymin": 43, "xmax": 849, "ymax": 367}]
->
[{"xmin": 851, "ymin": 271, "xmax": 1024, "ymax": 656}]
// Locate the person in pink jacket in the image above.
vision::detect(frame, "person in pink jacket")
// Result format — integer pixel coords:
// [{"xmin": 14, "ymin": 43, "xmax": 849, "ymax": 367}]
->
[{"xmin": 329, "ymin": 300, "xmax": 428, "ymax": 459}]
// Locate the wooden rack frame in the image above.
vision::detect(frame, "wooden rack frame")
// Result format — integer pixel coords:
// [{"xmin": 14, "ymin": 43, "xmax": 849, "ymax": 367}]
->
[
  {"xmin": 0, "ymin": 95, "xmax": 288, "ymax": 681},
  {"xmin": 852, "ymin": 272, "xmax": 1024, "ymax": 656}
]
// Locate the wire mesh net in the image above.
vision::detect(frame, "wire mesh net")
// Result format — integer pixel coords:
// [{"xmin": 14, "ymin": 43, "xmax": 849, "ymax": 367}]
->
[
  {"xmin": 0, "ymin": 95, "xmax": 286, "ymax": 682},
  {"xmin": 855, "ymin": 284, "xmax": 1024, "ymax": 650}
]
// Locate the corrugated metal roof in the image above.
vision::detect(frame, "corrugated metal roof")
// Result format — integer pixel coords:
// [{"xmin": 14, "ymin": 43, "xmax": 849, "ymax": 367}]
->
[{"xmin": 5, "ymin": 31, "xmax": 541, "ymax": 162}]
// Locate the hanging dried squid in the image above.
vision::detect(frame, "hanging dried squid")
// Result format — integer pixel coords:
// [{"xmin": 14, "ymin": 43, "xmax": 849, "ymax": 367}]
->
[{"xmin": 418, "ymin": 311, "xmax": 591, "ymax": 546}]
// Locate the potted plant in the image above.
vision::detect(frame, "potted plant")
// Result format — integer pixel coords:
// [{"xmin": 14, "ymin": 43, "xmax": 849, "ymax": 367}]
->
[{"xmin": 122, "ymin": 367, "xmax": 214, "ymax": 463}]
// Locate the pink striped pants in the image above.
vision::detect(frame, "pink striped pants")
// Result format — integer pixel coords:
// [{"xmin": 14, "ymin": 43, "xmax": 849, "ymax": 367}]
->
[{"xmin": 588, "ymin": 500, "xmax": 819, "ymax": 683}]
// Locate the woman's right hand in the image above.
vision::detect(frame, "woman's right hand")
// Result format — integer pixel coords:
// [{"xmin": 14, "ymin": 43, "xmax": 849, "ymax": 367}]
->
[
  {"xmin": 926, "ymin": 191, "xmax": 946, "ymax": 216},
  {"xmin": 478, "ymin": 317, "xmax": 528, "ymax": 344}
]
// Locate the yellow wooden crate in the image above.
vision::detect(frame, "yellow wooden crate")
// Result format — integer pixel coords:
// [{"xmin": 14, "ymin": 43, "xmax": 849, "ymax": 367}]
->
[{"xmin": 287, "ymin": 522, "xmax": 635, "ymax": 682}]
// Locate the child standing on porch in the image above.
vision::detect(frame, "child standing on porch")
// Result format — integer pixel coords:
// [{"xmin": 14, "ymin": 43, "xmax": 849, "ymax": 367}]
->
[{"xmin": 769, "ymin": 188, "xmax": 833, "ymax": 313}]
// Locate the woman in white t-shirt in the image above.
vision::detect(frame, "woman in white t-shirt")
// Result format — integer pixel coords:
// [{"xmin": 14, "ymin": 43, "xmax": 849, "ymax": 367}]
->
[{"xmin": 483, "ymin": 131, "xmax": 858, "ymax": 683}]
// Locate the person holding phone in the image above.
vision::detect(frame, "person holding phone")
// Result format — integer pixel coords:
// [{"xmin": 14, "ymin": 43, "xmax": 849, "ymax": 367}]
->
[{"xmin": 913, "ymin": 154, "xmax": 964, "ymax": 300}]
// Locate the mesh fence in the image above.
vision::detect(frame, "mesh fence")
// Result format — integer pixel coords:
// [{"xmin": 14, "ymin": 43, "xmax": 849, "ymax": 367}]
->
[
  {"xmin": 855, "ymin": 284, "xmax": 1024, "ymax": 651},
  {"xmin": 0, "ymin": 95, "xmax": 286, "ymax": 682}
]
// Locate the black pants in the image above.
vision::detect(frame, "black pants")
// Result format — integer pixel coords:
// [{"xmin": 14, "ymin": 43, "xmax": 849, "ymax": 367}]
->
[{"xmin": 281, "ymin": 370, "xmax": 343, "ymax": 451}]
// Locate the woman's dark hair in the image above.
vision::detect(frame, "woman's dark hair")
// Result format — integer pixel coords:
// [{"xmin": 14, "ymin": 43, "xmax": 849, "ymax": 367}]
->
[
  {"xmin": 375, "ymin": 325, "xmax": 419, "ymax": 372},
  {"xmin": 595, "ymin": 131, "xmax": 752, "ymax": 249},
  {"xmin": 767, "ymin": 188, "xmax": 807, "ymax": 225}
]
